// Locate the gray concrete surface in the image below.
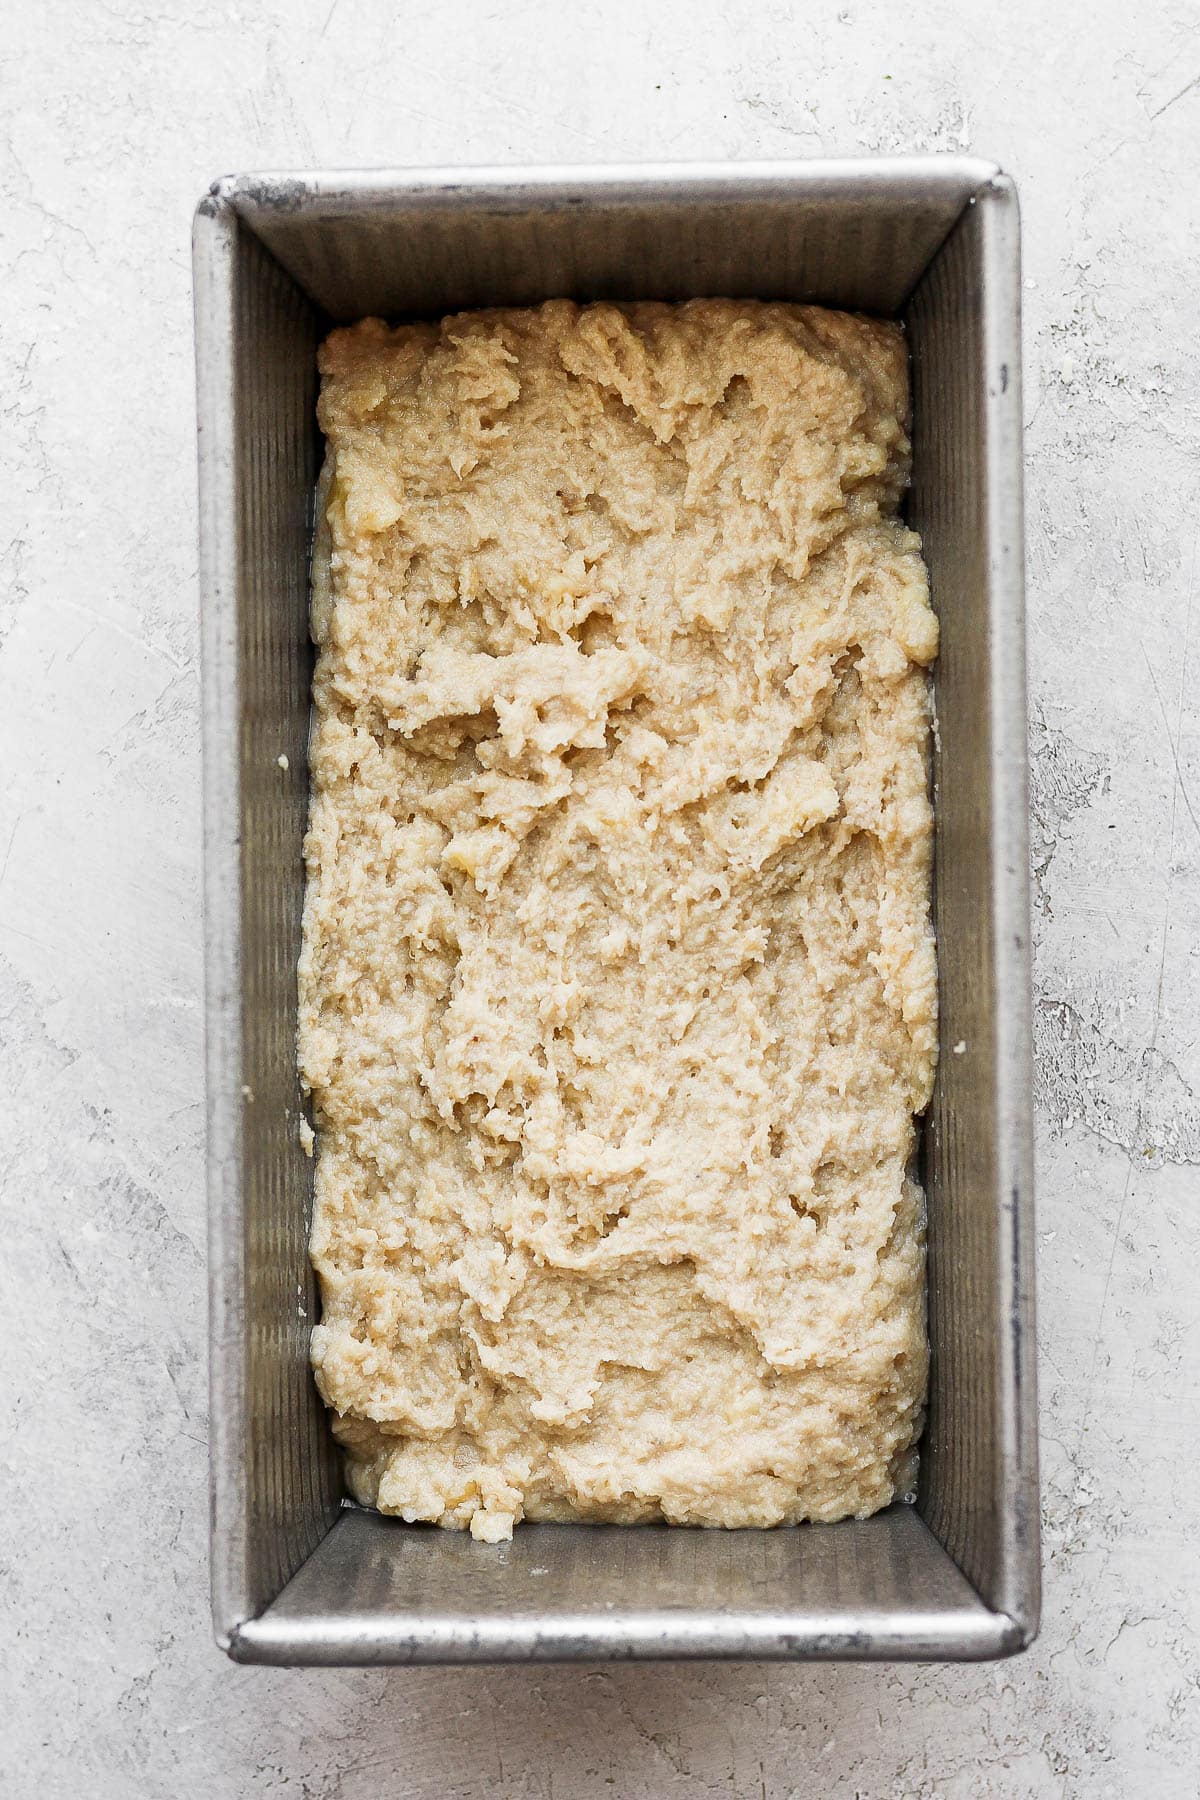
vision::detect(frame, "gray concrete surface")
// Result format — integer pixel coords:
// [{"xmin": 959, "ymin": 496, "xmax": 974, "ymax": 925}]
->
[{"xmin": 3, "ymin": 1, "xmax": 1198, "ymax": 1794}]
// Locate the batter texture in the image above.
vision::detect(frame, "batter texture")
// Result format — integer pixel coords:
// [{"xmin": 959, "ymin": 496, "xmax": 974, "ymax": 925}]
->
[{"xmin": 299, "ymin": 299, "xmax": 938, "ymax": 1542}]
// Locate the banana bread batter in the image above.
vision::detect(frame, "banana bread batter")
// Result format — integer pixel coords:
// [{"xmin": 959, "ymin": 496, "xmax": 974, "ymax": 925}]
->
[{"xmin": 299, "ymin": 299, "xmax": 938, "ymax": 1542}]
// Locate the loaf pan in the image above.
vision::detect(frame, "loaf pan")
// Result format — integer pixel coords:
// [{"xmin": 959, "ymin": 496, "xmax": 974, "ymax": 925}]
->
[{"xmin": 193, "ymin": 158, "xmax": 1038, "ymax": 1664}]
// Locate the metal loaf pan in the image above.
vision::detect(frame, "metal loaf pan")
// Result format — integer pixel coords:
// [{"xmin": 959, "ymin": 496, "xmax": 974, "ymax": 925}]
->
[{"xmin": 193, "ymin": 159, "xmax": 1038, "ymax": 1665}]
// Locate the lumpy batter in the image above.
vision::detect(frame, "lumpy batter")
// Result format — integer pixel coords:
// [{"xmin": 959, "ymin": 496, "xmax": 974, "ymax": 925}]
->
[{"xmin": 299, "ymin": 299, "xmax": 938, "ymax": 1542}]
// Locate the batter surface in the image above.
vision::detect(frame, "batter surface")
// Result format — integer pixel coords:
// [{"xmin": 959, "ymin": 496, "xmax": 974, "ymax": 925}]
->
[{"xmin": 299, "ymin": 299, "xmax": 938, "ymax": 1542}]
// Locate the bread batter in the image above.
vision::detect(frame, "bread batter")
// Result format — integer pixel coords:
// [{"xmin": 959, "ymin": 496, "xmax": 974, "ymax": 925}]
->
[{"xmin": 299, "ymin": 299, "xmax": 938, "ymax": 1542}]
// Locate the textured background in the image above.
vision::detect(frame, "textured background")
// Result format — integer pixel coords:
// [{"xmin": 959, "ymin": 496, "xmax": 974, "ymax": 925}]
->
[{"xmin": 3, "ymin": 2, "xmax": 1198, "ymax": 1794}]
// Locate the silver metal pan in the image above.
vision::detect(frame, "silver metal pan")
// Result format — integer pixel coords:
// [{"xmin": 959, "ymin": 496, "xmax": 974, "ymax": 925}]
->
[{"xmin": 193, "ymin": 159, "xmax": 1037, "ymax": 1665}]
